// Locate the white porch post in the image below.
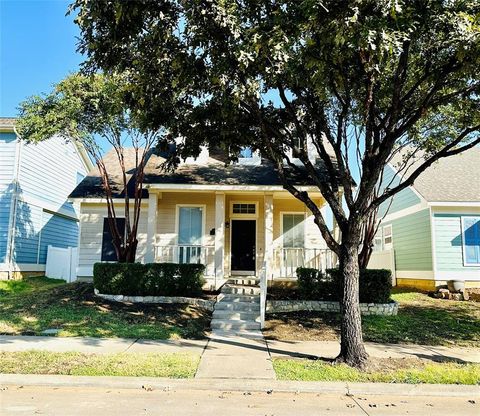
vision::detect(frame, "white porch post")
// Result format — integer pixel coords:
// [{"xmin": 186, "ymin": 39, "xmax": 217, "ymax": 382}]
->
[
  {"xmin": 264, "ymin": 193, "xmax": 274, "ymax": 279},
  {"xmin": 145, "ymin": 191, "xmax": 159, "ymax": 263},
  {"xmin": 214, "ymin": 192, "xmax": 225, "ymax": 286}
]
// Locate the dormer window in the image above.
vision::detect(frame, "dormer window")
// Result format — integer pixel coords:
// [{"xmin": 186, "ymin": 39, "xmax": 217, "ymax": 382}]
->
[
  {"xmin": 239, "ymin": 147, "xmax": 253, "ymax": 158},
  {"xmin": 237, "ymin": 146, "xmax": 261, "ymax": 165}
]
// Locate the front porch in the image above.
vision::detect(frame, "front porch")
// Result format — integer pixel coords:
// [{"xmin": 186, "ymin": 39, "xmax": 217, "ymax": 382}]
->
[{"xmin": 145, "ymin": 189, "xmax": 336, "ymax": 289}]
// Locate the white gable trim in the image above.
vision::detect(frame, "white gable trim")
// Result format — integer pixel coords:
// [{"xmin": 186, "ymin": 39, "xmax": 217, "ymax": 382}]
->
[
  {"xmin": 386, "ymin": 162, "xmax": 428, "ymax": 204},
  {"xmin": 428, "ymin": 201, "xmax": 480, "ymax": 207}
]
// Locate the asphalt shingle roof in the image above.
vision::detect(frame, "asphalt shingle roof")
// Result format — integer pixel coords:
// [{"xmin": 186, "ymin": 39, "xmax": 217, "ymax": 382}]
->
[
  {"xmin": 69, "ymin": 148, "xmax": 334, "ymax": 198},
  {"xmin": 390, "ymin": 147, "xmax": 480, "ymax": 203}
]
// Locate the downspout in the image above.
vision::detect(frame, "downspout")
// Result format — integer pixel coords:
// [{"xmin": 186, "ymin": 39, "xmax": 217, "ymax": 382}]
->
[{"xmin": 5, "ymin": 126, "xmax": 23, "ymax": 279}]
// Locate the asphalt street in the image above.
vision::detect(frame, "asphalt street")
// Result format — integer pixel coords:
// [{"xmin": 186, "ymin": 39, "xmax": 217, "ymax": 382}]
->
[{"xmin": 1, "ymin": 385, "xmax": 479, "ymax": 416}]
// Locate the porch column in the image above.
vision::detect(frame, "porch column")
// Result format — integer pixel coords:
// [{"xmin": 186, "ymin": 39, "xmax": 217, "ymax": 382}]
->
[
  {"xmin": 264, "ymin": 193, "xmax": 274, "ymax": 279},
  {"xmin": 145, "ymin": 190, "xmax": 159, "ymax": 263},
  {"xmin": 214, "ymin": 192, "xmax": 225, "ymax": 284}
]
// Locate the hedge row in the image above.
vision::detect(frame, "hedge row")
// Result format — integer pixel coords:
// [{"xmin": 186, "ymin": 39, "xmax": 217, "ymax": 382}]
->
[
  {"xmin": 297, "ymin": 268, "xmax": 392, "ymax": 304},
  {"xmin": 93, "ymin": 262, "xmax": 206, "ymax": 297}
]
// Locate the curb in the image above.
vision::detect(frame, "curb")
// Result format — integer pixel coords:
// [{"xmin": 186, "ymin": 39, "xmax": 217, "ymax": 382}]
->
[{"xmin": 1, "ymin": 374, "xmax": 479, "ymax": 398}]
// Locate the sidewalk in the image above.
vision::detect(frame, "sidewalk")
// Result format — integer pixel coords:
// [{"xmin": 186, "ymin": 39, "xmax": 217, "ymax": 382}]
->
[{"xmin": 1, "ymin": 335, "xmax": 479, "ymax": 364}]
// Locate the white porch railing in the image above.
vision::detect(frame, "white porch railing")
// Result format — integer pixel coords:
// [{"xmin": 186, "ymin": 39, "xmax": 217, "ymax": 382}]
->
[
  {"xmin": 154, "ymin": 245, "xmax": 215, "ymax": 276},
  {"xmin": 275, "ymin": 248, "xmax": 335, "ymax": 277},
  {"xmin": 259, "ymin": 261, "xmax": 267, "ymax": 329}
]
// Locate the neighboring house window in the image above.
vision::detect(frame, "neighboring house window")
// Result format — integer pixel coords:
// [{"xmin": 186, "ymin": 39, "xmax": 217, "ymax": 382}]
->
[
  {"xmin": 239, "ymin": 147, "xmax": 253, "ymax": 158},
  {"xmin": 101, "ymin": 218, "xmax": 126, "ymax": 261},
  {"xmin": 462, "ymin": 216, "xmax": 480, "ymax": 266},
  {"xmin": 282, "ymin": 214, "xmax": 305, "ymax": 248},
  {"xmin": 373, "ymin": 231, "xmax": 383, "ymax": 252},
  {"xmin": 383, "ymin": 224, "xmax": 393, "ymax": 250}
]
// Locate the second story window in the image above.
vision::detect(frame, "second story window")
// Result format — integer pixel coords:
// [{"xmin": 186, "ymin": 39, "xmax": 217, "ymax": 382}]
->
[{"xmin": 239, "ymin": 147, "xmax": 253, "ymax": 158}]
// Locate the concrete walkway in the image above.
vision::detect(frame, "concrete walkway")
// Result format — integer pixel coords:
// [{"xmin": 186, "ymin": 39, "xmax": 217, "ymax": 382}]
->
[
  {"xmin": 0, "ymin": 335, "xmax": 207, "ymax": 355},
  {"xmin": 195, "ymin": 335, "xmax": 275, "ymax": 379},
  {"xmin": 2, "ymin": 335, "xmax": 479, "ymax": 364}
]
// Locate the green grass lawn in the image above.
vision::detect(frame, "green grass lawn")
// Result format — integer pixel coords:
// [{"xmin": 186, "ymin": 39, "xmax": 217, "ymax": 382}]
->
[
  {"xmin": 0, "ymin": 277, "xmax": 211, "ymax": 340},
  {"xmin": 362, "ymin": 289, "xmax": 480, "ymax": 346},
  {"xmin": 0, "ymin": 276, "xmax": 65, "ymax": 296},
  {"xmin": 273, "ymin": 358, "xmax": 480, "ymax": 384},
  {"xmin": 265, "ymin": 288, "xmax": 480, "ymax": 347},
  {"xmin": 0, "ymin": 351, "xmax": 199, "ymax": 378}
]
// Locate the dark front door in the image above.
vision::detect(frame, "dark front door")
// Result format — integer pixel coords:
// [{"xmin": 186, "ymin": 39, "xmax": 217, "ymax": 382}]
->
[{"xmin": 231, "ymin": 220, "xmax": 256, "ymax": 272}]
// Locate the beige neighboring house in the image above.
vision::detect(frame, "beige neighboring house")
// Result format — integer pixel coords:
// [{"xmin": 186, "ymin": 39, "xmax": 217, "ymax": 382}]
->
[{"xmin": 69, "ymin": 145, "xmax": 338, "ymax": 288}]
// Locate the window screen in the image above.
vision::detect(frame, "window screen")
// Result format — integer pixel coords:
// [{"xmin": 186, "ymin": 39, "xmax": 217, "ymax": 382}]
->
[
  {"xmin": 463, "ymin": 217, "xmax": 480, "ymax": 265},
  {"xmin": 283, "ymin": 214, "xmax": 305, "ymax": 248},
  {"xmin": 178, "ymin": 207, "xmax": 203, "ymax": 245}
]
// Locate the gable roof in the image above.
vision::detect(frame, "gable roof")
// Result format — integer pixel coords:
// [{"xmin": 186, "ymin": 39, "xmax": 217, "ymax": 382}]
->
[
  {"xmin": 390, "ymin": 146, "xmax": 480, "ymax": 203},
  {"xmin": 0, "ymin": 117, "xmax": 17, "ymax": 131},
  {"xmin": 0, "ymin": 117, "xmax": 94, "ymax": 171},
  {"xmin": 69, "ymin": 147, "xmax": 336, "ymax": 199}
]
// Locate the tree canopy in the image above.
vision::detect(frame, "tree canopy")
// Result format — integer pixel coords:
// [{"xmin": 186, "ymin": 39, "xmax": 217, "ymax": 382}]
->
[
  {"xmin": 70, "ymin": 0, "xmax": 480, "ymax": 367},
  {"xmin": 17, "ymin": 73, "xmax": 162, "ymax": 262}
]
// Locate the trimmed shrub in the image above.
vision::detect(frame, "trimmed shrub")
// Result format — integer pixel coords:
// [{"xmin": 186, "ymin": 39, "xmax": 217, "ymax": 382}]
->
[
  {"xmin": 296, "ymin": 267, "xmax": 392, "ymax": 303},
  {"xmin": 93, "ymin": 262, "xmax": 206, "ymax": 297},
  {"xmin": 326, "ymin": 268, "xmax": 392, "ymax": 304},
  {"xmin": 297, "ymin": 267, "xmax": 338, "ymax": 301},
  {"xmin": 93, "ymin": 262, "xmax": 145, "ymax": 296}
]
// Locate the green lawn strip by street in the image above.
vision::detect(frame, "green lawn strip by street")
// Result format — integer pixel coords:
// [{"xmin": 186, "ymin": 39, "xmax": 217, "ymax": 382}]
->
[
  {"xmin": 0, "ymin": 351, "xmax": 200, "ymax": 378},
  {"xmin": 273, "ymin": 358, "xmax": 480, "ymax": 385},
  {"xmin": 0, "ymin": 277, "xmax": 211, "ymax": 340}
]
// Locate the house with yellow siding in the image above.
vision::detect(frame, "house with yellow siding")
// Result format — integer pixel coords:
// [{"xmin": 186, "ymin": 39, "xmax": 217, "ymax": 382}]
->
[{"xmin": 69, "ymin": 146, "xmax": 337, "ymax": 289}]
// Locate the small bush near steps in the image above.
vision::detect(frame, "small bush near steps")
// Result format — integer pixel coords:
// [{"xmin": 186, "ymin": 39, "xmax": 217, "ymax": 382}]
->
[
  {"xmin": 297, "ymin": 268, "xmax": 392, "ymax": 304},
  {"xmin": 93, "ymin": 262, "xmax": 205, "ymax": 297}
]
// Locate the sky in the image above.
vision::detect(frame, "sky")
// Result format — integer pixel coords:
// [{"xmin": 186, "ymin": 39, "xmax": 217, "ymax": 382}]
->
[
  {"xmin": 1, "ymin": 0, "xmax": 82, "ymax": 117},
  {"xmin": 0, "ymin": 1, "xmax": 337, "ymax": 227}
]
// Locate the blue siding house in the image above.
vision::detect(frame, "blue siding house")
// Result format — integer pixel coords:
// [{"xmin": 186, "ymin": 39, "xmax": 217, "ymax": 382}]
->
[
  {"xmin": 0, "ymin": 117, "xmax": 93, "ymax": 279},
  {"xmin": 374, "ymin": 147, "xmax": 480, "ymax": 290}
]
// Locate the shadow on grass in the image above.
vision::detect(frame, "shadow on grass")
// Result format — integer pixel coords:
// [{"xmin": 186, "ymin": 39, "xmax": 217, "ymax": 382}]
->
[
  {"xmin": 0, "ymin": 281, "xmax": 212, "ymax": 341},
  {"xmin": 265, "ymin": 289, "xmax": 480, "ymax": 347},
  {"xmin": 363, "ymin": 302, "xmax": 480, "ymax": 346}
]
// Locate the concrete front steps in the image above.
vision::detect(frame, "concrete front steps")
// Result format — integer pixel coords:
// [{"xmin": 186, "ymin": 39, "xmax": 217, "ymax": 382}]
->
[{"xmin": 211, "ymin": 277, "xmax": 262, "ymax": 335}]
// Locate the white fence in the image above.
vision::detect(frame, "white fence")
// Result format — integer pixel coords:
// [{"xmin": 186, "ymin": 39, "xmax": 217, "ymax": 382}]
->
[
  {"xmin": 45, "ymin": 245, "xmax": 78, "ymax": 283},
  {"xmin": 368, "ymin": 249, "xmax": 396, "ymax": 285}
]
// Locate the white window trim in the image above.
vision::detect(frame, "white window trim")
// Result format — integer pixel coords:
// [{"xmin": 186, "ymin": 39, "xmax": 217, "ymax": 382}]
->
[
  {"xmin": 280, "ymin": 212, "xmax": 306, "ymax": 249},
  {"xmin": 461, "ymin": 216, "xmax": 480, "ymax": 267},
  {"xmin": 175, "ymin": 204, "xmax": 206, "ymax": 247},
  {"xmin": 383, "ymin": 224, "xmax": 393, "ymax": 250},
  {"xmin": 230, "ymin": 201, "xmax": 259, "ymax": 218}
]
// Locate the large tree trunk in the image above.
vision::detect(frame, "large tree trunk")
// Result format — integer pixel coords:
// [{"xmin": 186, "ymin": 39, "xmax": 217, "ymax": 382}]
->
[
  {"xmin": 116, "ymin": 240, "xmax": 138, "ymax": 263},
  {"xmin": 336, "ymin": 235, "xmax": 369, "ymax": 369}
]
